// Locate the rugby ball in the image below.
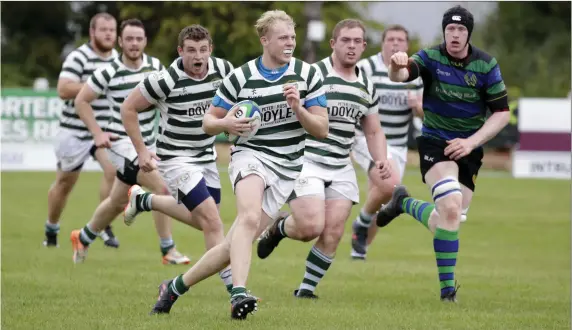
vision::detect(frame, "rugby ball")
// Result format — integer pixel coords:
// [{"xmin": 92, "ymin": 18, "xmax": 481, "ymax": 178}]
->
[{"xmin": 225, "ymin": 100, "xmax": 262, "ymax": 144}]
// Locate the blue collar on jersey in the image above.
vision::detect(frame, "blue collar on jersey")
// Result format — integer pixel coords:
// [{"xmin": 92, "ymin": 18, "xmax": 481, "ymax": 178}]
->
[{"xmin": 257, "ymin": 57, "xmax": 289, "ymax": 80}]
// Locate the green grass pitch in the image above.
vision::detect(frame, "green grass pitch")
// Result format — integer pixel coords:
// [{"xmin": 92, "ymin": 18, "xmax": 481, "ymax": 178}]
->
[{"xmin": 1, "ymin": 164, "xmax": 569, "ymax": 329}]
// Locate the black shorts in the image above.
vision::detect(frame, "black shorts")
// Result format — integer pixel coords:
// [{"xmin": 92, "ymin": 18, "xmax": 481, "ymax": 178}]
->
[
  {"xmin": 417, "ymin": 136, "xmax": 483, "ymax": 192},
  {"xmin": 116, "ymin": 158, "xmax": 140, "ymax": 186}
]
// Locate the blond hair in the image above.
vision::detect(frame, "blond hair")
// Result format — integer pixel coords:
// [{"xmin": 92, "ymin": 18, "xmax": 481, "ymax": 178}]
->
[{"xmin": 255, "ymin": 10, "xmax": 296, "ymax": 37}]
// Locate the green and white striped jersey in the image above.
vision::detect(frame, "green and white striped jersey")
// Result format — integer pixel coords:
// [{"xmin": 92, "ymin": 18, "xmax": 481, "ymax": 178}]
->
[
  {"xmin": 139, "ymin": 56, "xmax": 233, "ymax": 162},
  {"xmin": 308, "ymin": 57, "xmax": 378, "ymax": 169},
  {"xmin": 58, "ymin": 43, "xmax": 118, "ymax": 140},
  {"xmin": 215, "ymin": 57, "xmax": 325, "ymax": 180},
  {"xmin": 87, "ymin": 53, "xmax": 163, "ymax": 146},
  {"xmin": 357, "ymin": 53, "xmax": 423, "ymax": 146}
]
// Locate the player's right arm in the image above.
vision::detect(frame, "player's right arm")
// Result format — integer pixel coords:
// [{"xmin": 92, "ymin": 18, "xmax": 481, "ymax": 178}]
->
[
  {"xmin": 122, "ymin": 75, "xmax": 159, "ymax": 156},
  {"xmin": 203, "ymin": 71, "xmax": 256, "ymax": 137},
  {"xmin": 57, "ymin": 50, "xmax": 86, "ymax": 100},
  {"xmin": 121, "ymin": 76, "xmax": 162, "ymax": 172},
  {"xmin": 388, "ymin": 50, "xmax": 428, "ymax": 83},
  {"xmin": 75, "ymin": 66, "xmax": 117, "ymax": 148}
]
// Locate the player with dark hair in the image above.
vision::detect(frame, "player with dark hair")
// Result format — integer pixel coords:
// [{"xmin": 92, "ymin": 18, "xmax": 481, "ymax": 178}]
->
[
  {"xmin": 46, "ymin": 12, "xmax": 118, "ymax": 248},
  {"xmin": 376, "ymin": 5, "xmax": 510, "ymax": 302},
  {"xmin": 70, "ymin": 19, "xmax": 191, "ymax": 265}
]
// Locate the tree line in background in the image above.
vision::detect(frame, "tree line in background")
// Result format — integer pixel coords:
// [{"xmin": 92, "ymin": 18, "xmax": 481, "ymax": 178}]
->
[{"xmin": 1, "ymin": 2, "xmax": 570, "ymax": 98}]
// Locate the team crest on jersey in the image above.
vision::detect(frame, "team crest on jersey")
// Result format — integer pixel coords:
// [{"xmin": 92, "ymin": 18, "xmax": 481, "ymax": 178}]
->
[
  {"xmin": 464, "ymin": 72, "xmax": 477, "ymax": 87},
  {"xmin": 152, "ymin": 71, "xmax": 164, "ymax": 81},
  {"xmin": 358, "ymin": 87, "xmax": 368, "ymax": 101},
  {"xmin": 211, "ymin": 78, "xmax": 222, "ymax": 89}
]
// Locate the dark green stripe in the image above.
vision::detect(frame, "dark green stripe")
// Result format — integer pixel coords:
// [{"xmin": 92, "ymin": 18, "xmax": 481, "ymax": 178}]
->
[
  {"xmin": 325, "ymin": 92, "xmax": 369, "ymax": 108},
  {"xmin": 243, "ymin": 144, "xmax": 302, "ymax": 162},
  {"xmin": 307, "ymin": 135, "xmax": 353, "ymax": 149},
  {"xmin": 167, "ymin": 66, "xmax": 180, "ymax": 84},
  {"xmin": 256, "ymin": 122, "xmax": 302, "ymax": 136},
  {"xmin": 305, "ymin": 146, "xmax": 347, "ymax": 159},
  {"xmin": 293, "ymin": 59, "xmax": 303, "ymax": 76},
  {"xmin": 158, "ymin": 78, "xmax": 171, "ymax": 97},
  {"xmin": 247, "ymin": 135, "xmax": 305, "ymax": 148},
  {"xmin": 62, "ymin": 67, "xmax": 81, "ymax": 77},
  {"xmin": 424, "ymin": 111, "xmax": 484, "ymax": 132},
  {"xmin": 244, "ymin": 75, "xmax": 303, "ymax": 89},
  {"xmin": 101, "ymin": 70, "xmax": 111, "ymax": 83},
  {"xmin": 108, "ymin": 82, "xmax": 138, "ymax": 91},
  {"xmin": 90, "ymin": 76, "xmax": 105, "ymax": 91},
  {"xmin": 144, "ymin": 79, "xmax": 160, "ymax": 100},
  {"xmin": 165, "ymin": 90, "xmax": 215, "ymax": 104}
]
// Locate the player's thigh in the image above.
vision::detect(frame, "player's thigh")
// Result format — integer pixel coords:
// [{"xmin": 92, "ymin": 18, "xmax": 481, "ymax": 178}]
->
[
  {"xmin": 137, "ymin": 169, "xmax": 169, "ymax": 195},
  {"xmin": 417, "ymin": 136, "xmax": 459, "ymax": 186},
  {"xmin": 108, "ymin": 176, "xmax": 131, "ymax": 206},
  {"xmin": 53, "ymin": 168, "xmax": 81, "ymax": 190},
  {"xmin": 323, "ymin": 197, "xmax": 353, "ymax": 240},
  {"xmin": 457, "ymin": 147, "xmax": 484, "ymax": 193},
  {"xmin": 289, "ymin": 176, "xmax": 326, "ymax": 235},
  {"xmin": 229, "ymin": 153, "xmax": 266, "ymax": 219},
  {"xmin": 158, "ymin": 160, "xmax": 217, "ymax": 211},
  {"xmin": 92, "ymin": 146, "xmax": 116, "ymax": 179}
]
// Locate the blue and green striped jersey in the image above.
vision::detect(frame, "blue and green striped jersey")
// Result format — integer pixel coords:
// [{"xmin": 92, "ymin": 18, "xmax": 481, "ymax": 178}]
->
[{"xmin": 407, "ymin": 43, "xmax": 508, "ymax": 141}]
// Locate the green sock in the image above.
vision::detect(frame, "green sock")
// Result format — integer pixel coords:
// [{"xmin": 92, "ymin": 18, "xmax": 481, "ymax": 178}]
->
[
  {"xmin": 401, "ymin": 197, "xmax": 435, "ymax": 230},
  {"xmin": 230, "ymin": 286, "xmax": 247, "ymax": 299},
  {"xmin": 170, "ymin": 275, "xmax": 189, "ymax": 296},
  {"xmin": 219, "ymin": 267, "xmax": 233, "ymax": 294},
  {"xmin": 79, "ymin": 225, "xmax": 97, "ymax": 246},
  {"xmin": 434, "ymin": 228, "xmax": 459, "ymax": 296}
]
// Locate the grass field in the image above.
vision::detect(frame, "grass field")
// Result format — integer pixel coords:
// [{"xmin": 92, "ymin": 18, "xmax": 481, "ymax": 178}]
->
[{"xmin": 1, "ymin": 165, "xmax": 570, "ymax": 330}]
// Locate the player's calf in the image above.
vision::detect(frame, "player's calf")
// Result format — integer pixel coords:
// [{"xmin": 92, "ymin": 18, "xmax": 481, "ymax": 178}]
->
[
  {"xmin": 256, "ymin": 212, "xmax": 291, "ymax": 259},
  {"xmin": 180, "ymin": 178, "xmax": 225, "ymax": 250},
  {"xmin": 430, "ymin": 177, "xmax": 462, "ymax": 300},
  {"xmin": 295, "ymin": 199, "xmax": 350, "ymax": 297}
]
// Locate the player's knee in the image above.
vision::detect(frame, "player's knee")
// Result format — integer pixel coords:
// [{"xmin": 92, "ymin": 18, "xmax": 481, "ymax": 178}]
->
[
  {"xmin": 150, "ymin": 183, "xmax": 170, "ymax": 196},
  {"xmin": 379, "ymin": 178, "xmax": 398, "ymax": 199},
  {"xmin": 238, "ymin": 208, "xmax": 262, "ymax": 231},
  {"xmin": 294, "ymin": 205, "xmax": 324, "ymax": 241},
  {"xmin": 53, "ymin": 173, "xmax": 77, "ymax": 194},
  {"xmin": 432, "ymin": 177, "xmax": 463, "ymax": 222},
  {"xmin": 194, "ymin": 203, "xmax": 223, "ymax": 235},
  {"xmin": 298, "ymin": 220, "xmax": 324, "ymax": 242}
]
